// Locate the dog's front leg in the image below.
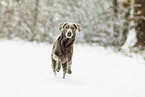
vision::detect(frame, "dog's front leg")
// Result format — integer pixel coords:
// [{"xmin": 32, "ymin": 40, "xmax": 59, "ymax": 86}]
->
[
  {"xmin": 53, "ymin": 54, "xmax": 61, "ymax": 72},
  {"xmin": 62, "ymin": 62, "xmax": 67, "ymax": 78}
]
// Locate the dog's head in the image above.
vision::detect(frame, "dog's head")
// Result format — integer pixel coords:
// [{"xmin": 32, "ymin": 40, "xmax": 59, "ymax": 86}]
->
[{"xmin": 59, "ymin": 22, "xmax": 81, "ymax": 39}]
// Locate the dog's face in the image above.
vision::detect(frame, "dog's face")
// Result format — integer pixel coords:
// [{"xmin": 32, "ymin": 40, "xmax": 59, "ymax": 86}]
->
[{"xmin": 59, "ymin": 22, "xmax": 81, "ymax": 39}]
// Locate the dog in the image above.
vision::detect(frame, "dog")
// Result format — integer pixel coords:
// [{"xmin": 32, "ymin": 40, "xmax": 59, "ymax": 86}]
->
[{"xmin": 51, "ymin": 22, "xmax": 81, "ymax": 78}]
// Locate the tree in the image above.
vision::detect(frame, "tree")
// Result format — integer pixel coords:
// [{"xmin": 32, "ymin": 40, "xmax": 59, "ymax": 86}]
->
[
  {"xmin": 122, "ymin": 0, "xmax": 130, "ymax": 43},
  {"xmin": 30, "ymin": 0, "xmax": 40, "ymax": 41},
  {"xmin": 121, "ymin": 0, "xmax": 138, "ymax": 55},
  {"xmin": 135, "ymin": 0, "xmax": 145, "ymax": 48},
  {"xmin": 112, "ymin": 0, "xmax": 119, "ymax": 37}
]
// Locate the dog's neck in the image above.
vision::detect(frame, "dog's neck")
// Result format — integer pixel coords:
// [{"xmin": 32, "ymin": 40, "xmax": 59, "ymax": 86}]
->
[{"xmin": 58, "ymin": 35, "xmax": 75, "ymax": 47}]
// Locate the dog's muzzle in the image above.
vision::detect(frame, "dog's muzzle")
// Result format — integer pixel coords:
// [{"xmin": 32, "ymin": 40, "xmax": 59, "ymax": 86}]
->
[{"xmin": 65, "ymin": 30, "xmax": 73, "ymax": 38}]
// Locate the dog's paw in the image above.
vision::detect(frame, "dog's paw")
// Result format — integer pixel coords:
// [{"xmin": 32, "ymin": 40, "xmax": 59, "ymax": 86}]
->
[
  {"xmin": 67, "ymin": 70, "xmax": 72, "ymax": 74},
  {"xmin": 56, "ymin": 68, "xmax": 60, "ymax": 72}
]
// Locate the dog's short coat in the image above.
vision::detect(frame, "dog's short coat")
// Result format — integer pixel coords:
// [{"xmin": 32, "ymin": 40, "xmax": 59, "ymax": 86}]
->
[{"xmin": 51, "ymin": 22, "xmax": 81, "ymax": 78}]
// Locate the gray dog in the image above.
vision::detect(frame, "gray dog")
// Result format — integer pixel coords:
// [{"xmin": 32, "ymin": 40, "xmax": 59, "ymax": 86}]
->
[{"xmin": 51, "ymin": 22, "xmax": 81, "ymax": 78}]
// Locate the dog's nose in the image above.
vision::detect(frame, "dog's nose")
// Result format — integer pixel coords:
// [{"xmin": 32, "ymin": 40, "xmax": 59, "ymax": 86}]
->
[{"xmin": 67, "ymin": 32, "xmax": 72, "ymax": 37}]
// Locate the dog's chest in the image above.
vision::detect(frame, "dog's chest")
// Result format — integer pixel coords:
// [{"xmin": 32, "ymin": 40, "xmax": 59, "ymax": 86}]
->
[
  {"xmin": 61, "ymin": 38, "xmax": 73, "ymax": 55},
  {"xmin": 55, "ymin": 47, "xmax": 70, "ymax": 63},
  {"xmin": 54, "ymin": 37, "xmax": 74, "ymax": 63},
  {"xmin": 61, "ymin": 46, "xmax": 72, "ymax": 56}
]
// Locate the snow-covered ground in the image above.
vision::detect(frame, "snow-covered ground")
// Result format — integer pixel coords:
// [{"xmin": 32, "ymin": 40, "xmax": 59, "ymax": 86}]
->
[{"xmin": 0, "ymin": 39, "xmax": 145, "ymax": 97}]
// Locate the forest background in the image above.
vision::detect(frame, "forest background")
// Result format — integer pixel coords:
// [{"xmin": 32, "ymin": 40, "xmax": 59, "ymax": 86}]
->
[{"xmin": 0, "ymin": 0, "xmax": 145, "ymax": 56}]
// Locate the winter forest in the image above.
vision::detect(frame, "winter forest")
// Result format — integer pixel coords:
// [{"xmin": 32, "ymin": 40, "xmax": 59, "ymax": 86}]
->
[
  {"xmin": 0, "ymin": 0, "xmax": 145, "ymax": 49},
  {"xmin": 0, "ymin": 0, "xmax": 145, "ymax": 97}
]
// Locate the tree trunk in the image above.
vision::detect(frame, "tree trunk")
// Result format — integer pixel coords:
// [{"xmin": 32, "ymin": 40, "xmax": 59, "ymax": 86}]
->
[
  {"xmin": 113, "ymin": 0, "xmax": 118, "ymax": 38},
  {"xmin": 135, "ymin": 0, "xmax": 145, "ymax": 48},
  {"xmin": 30, "ymin": 0, "xmax": 39, "ymax": 41},
  {"xmin": 122, "ymin": 0, "xmax": 131, "ymax": 44},
  {"xmin": 34, "ymin": 0, "xmax": 39, "ymax": 28},
  {"xmin": 121, "ymin": 0, "xmax": 138, "ymax": 55}
]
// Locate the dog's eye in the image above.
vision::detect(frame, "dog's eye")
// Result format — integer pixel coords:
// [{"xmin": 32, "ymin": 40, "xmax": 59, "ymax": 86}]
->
[
  {"xmin": 71, "ymin": 27, "xmax": 75, "ymax": 31},
  {"xmin": 65, "ymin": 26, "xmax": 69, "ymax": 29}
]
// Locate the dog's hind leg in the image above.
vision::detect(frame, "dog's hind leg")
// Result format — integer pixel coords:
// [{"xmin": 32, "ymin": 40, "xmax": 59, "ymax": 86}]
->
[{"xmin": 62, "ymin": 62, "xmax": 67, "ymax": 78}]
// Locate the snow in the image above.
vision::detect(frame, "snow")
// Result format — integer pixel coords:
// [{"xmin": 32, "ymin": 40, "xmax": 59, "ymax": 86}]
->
[
  {"xmin": 0, "ymin": 39, "xmax": 145, "ymax": 97},
  {"xmin": 122, "ymin": 28, "xmax": 137, "ymax": 48},
  {"xmin": 121, "ymin": 28, "xmax": 137, "ymax": 55}
]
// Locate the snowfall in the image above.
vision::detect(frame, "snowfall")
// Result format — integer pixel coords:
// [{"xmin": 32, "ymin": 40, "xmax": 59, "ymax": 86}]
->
[{"xmin": 0, "ymin": 39, "xmax": 145, "ymax": 97}]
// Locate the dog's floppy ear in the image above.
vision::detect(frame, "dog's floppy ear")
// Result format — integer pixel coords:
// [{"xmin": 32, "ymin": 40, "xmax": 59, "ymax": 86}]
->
[
  {"xmin": 59, "ymin": 23, "xmax": 65, "ymax": 31},
  {"xmin": 59, "ymin": 22, "xmax": 68, "ymax": 31},
  {"xmin": 74, "ymin": 24, "xmax": 81, "ymax": 32},
  {"xmin": 76, "ymin": 24, "xmax": 81, "ymax": 32}
]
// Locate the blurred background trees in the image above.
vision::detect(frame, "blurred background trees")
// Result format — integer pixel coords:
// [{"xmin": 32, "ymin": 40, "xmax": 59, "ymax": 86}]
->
[
  {"xmin": 135, "ymin": 0, "xmax": 145, "ymax": 48},
  {"xmin": 0, "ymin": 0, "xmax": 144, "ymax": 50},
  {"xmin": 121, "ymin": 0, "xmax": 145, "ymax": 54}
]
